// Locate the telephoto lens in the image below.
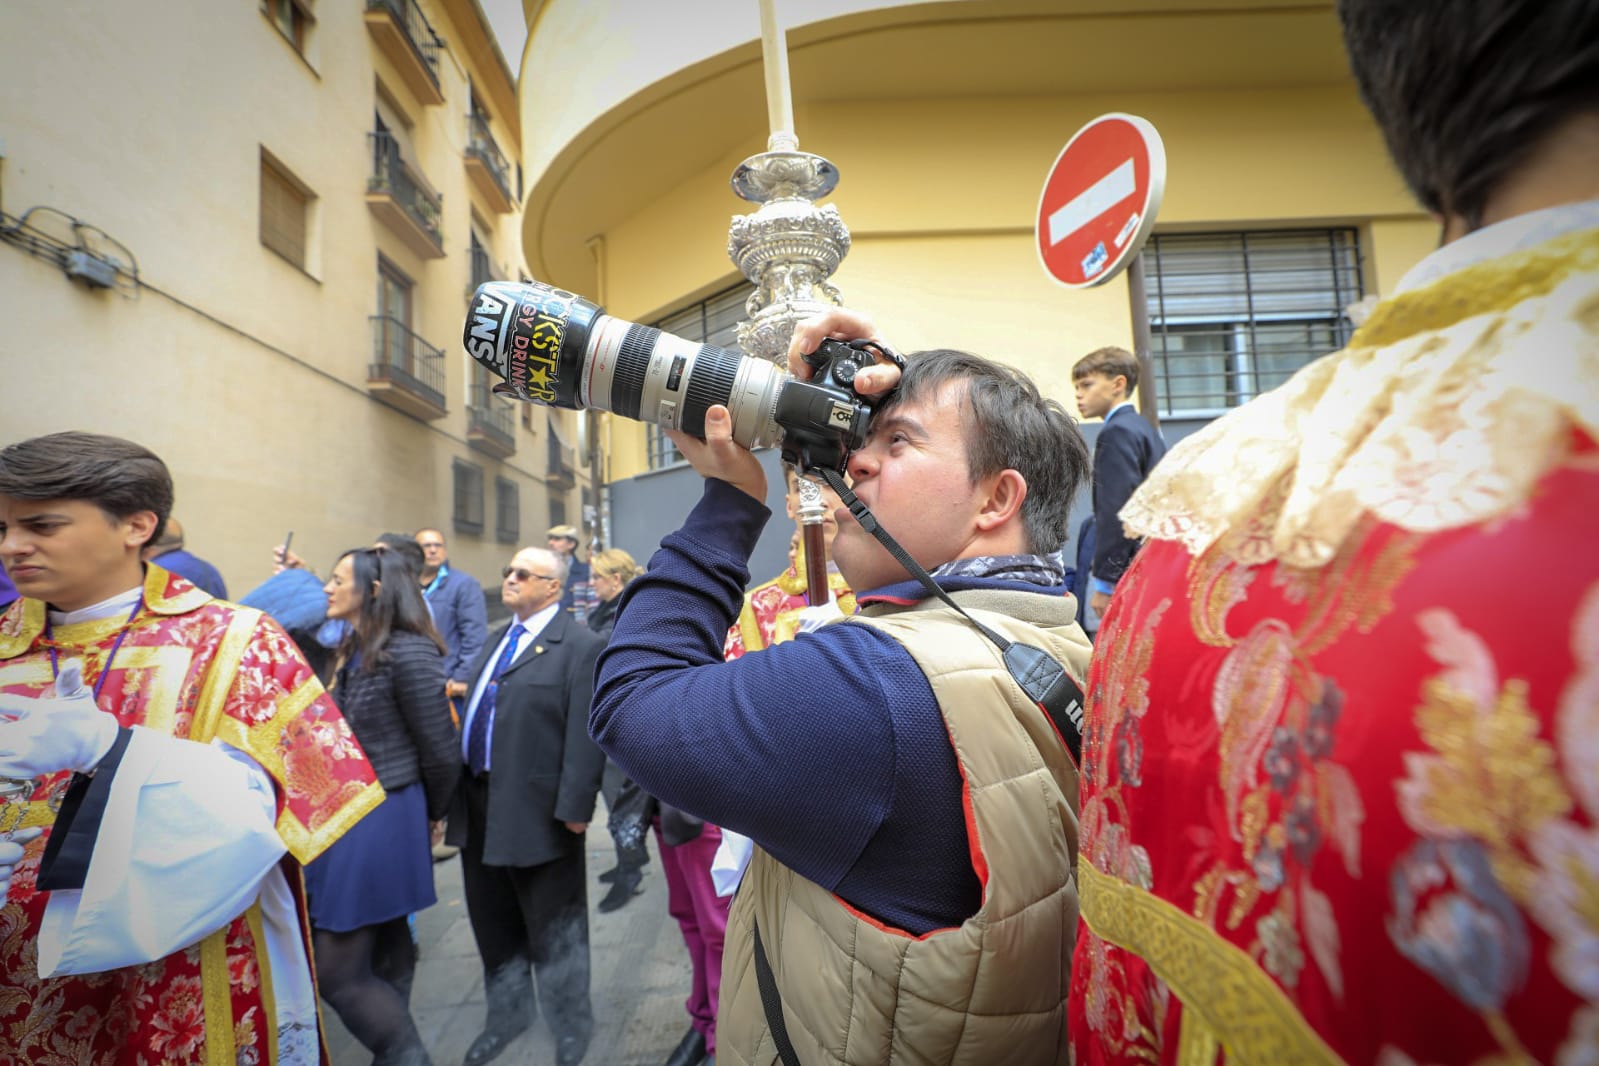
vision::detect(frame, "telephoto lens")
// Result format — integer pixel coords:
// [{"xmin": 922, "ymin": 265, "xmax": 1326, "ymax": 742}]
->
[{"xmin": 464, "ymin": 280, "xmax": 787, "ymax": 450}]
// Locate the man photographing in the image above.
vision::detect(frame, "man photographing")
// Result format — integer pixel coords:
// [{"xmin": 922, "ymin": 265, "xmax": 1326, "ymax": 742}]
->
[{"xmin": 591, "ymin": 311, "xmax": 1093, "ymax": 1065}]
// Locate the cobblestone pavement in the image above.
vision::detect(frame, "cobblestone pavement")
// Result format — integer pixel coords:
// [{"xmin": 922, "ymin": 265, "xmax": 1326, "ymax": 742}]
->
[{"xmin": 325, "ymin": 825, "xmax": 697, "ymax": 1066}]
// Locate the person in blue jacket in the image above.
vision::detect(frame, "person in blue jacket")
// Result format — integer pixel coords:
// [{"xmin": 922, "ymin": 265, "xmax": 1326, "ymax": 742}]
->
[{"xmin": 417, "ymin": 528, "xmax": 488, "ymax": 702}]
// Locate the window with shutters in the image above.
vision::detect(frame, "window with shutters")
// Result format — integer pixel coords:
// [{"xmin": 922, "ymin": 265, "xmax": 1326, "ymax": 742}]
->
[
  {"xmin": 453, "ymin": 459, "xmax": 485, "ymax": 536},
  {"xmin": 645, "ymin": 281, "xmax": 757, "ymax": 469},
  {"xmin": 260, "ymin": 152, "xmax": 312, "ymax": 270},
  {"xmin": 1145, "ymin": 229, "xmax": 1363, "ymax": 417},
  {"xmin": 262, "ymin": 0, "xmax": 314, "ymax": 56},
  {"xmin": 495, "ymin": 477, "xmax": 520, "ymax": 543}
]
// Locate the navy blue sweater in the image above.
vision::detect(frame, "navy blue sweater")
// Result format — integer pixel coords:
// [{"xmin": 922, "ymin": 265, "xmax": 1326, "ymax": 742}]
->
[{"xmin": 593, "ymin": 479, "xmax": 1056, "ymax": 934}]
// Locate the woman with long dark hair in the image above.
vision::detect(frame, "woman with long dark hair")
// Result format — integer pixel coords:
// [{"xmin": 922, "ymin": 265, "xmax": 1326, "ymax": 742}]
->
[{"xmin": 305, "ymin": 547, "xmax": 460, "ymax": 1066}]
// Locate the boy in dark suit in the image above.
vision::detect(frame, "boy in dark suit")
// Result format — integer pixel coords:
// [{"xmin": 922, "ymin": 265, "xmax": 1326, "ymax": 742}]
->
[{"xmin": 1073, "ymin": 346, "xmax": 1167, "ymax": 620}]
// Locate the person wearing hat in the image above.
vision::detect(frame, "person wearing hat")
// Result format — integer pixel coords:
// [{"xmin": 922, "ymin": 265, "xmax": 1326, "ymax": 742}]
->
[{"xmin": 546, "ymin": 525, "xmax": 593, "ymax": 625}]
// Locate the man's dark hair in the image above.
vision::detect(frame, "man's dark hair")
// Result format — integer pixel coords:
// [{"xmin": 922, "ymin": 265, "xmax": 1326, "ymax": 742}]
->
[
  {"xmin": 0, "ymin": 431, "xmax": 173, "ymax": 548},
  {"xmin": 373, "ymin": 532, "xmax": 425, "ymax": 577},
  {"xmin": 884, "ymin": 350, "xmax": 1090, "ymax": 554},
  {"xmin": 337, "ymin": 548, "xmax": 446, "ymax": 673},
  {"xmin": 1337, "ymin": 0, "xmax": 1599, "ymax": 229}
]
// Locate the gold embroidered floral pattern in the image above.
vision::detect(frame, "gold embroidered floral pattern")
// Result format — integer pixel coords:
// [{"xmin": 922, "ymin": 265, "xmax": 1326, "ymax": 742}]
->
[{"xmin": 1390, "ymin": 586, "xmax": 1599, "ymax": 1060}]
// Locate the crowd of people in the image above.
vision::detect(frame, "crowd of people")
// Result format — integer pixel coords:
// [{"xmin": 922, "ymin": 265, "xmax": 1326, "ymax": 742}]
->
[{"xmin": 1, "ymin": 1, "xmax": 1597, "ymax": 1064}]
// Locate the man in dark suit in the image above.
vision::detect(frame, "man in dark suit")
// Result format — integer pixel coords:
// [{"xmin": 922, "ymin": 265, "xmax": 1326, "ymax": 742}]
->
[
  {"xmin": 1073, "ymin": 346, "xmax": 1167, "ymax": 620},
  {"xmin": 446, "ymin": 546, "xmax": 608, "ymax": 1066}
]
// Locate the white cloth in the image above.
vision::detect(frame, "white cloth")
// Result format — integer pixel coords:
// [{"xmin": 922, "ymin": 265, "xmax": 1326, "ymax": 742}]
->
[
  {"xmin": 36, "ymin": 583, "xmax": 319, "ymax": 1063},
  {"xmin": 711, "ymin": 830, "xmax": 755, "ymax": 898},
  {"xmin": 459, "ymin": 601, "xmax": 561, "ymax": 768},
  {"xmin": 37, "ymin": 729, "xmax": 285, "ymax": 976}
]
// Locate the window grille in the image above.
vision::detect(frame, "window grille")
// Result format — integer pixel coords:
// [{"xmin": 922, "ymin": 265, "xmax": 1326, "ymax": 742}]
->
[
  {"xmin": 1145, "ymin": 229, "xmax": 1363, "ymax": 417},
  {"xmin": 646, "ymin": 282, "xmax": 756, "ymax": 469},
  {"xmin": 453, "ymin": 458, "xmax": 485, "ymax": 535}
]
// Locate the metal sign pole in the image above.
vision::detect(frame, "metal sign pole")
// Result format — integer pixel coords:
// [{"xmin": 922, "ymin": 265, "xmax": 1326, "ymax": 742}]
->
[{"xmin": 1124, "ymin": 252, "xmax": 1161, "ymax": 431}]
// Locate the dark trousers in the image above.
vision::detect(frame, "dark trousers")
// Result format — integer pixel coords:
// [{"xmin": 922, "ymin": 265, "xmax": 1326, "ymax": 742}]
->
[{"xmin": 461, "ymin": 772, "xmax": 594, "ymax": 1042}]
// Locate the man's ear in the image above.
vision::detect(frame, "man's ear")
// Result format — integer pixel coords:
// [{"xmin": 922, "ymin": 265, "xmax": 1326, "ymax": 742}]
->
[
  {"xmin": 123, "ymin": 511, "xmax": 159, "ymax": 551},
  {"xmin": 974, "ymin": 469, "xmax": 1027, "ymax": 533},
  {"xmin": 1113, "ymin": 373, "xmax": 1130, "ymax": 399}
]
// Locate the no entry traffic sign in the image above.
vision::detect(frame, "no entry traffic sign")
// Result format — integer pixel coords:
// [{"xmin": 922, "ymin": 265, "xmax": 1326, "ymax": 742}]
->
[{"xmin": 1036, "ymin": 113, "xmax": 1166, "ymax": 288}]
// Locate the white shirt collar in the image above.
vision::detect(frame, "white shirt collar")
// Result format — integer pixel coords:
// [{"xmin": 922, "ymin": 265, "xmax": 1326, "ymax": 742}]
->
[
  {"xmin": 1395, "ymin": 198, "xmax": 1599, "ymax": 294},
  {"xmin": 48, "ymin": 586, "xmax": 142, "ymax": 626},
  {"xmin": 1104, "ymin": 401, "xmax": 1136, "ymax": 421},
  {"xmin": 510, "ymin": 600, "xmax": 562, "ymax": 640}
]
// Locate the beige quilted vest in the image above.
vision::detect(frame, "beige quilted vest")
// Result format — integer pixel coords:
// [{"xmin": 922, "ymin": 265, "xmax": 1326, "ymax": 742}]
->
[{"xmin": 718, "ymin": 588, "xmax": 1091, "ymax": 1066}]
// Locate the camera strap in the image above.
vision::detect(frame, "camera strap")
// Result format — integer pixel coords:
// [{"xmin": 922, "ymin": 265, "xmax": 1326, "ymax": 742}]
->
[{"xmin": 815, "ymin": 467, "xmax": 1085, "ymax": 763}]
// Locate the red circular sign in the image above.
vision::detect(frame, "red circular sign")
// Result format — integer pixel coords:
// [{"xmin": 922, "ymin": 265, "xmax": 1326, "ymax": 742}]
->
[{"xmin": 1035, "ymin": 113, "xmax": 1166, "ymax": 288}]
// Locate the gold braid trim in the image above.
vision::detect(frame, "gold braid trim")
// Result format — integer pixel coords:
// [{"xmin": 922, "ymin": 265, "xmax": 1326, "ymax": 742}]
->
[
  {"xmin": 1353, "ymin": 226, "xmax": 1599, "ymax": 348},
  {"xmin": 201, "ymin": 928, "xmax": 236, "ymax": 1066},
  {"xmin": 246, "ymin": 903, "xmax": 278, "ymax": 1066},
  {"xmin": 1078, "ymin": 861, "xmax": 1345, "ymax": 1065},
  {"xmin": 275, "ymin": 779, "xmax": 385, "ymax": 864},
  {"xmin": 191, "ymin": 608, "xmax": 263, "ymax": 744}
]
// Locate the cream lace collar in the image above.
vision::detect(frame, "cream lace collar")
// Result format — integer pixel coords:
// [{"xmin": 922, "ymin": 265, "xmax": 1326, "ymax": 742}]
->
[{"xmin": 1122, "ymin": 216, "xmax": 1599, "ymax": 569}]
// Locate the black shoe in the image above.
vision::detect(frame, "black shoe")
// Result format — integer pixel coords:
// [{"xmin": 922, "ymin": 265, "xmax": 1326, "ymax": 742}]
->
[
  {"xmin": 597, "ymin": 864, "xmax": 622, "ymax": 884},
  {"xmin": 597, "ymin": 869, "xmax": 644, "ymax": 914},
  {"xmin": 464, "ymin": 964, "xmax": 534, "ymax": 1066},
  {"xmin": 662, "ymin": 1027, "xmax": 707, "ymax": 1066},
  {"xmin": 463, "ymin": 1022, "xmax": 527, "ymax": 1066},
  {"xmin": 555, "ymin": 1030, "xmax": 592, "ymax": 1066}
]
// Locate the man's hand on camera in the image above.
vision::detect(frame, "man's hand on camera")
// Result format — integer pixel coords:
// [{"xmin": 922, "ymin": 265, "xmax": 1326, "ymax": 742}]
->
[
  {"xmin": 788, "ymin": 309, "xmax": 902, "ymax": 398},
  {"xmin": 667, "ymin": 405, "xmax": 768, "ymax": 503}
]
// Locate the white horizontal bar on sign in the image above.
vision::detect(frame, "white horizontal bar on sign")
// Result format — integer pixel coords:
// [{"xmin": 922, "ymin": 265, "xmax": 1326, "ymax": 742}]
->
[{"xmin": 1047, "ymin": 159, "xmax": 1137, "ymax": 248}]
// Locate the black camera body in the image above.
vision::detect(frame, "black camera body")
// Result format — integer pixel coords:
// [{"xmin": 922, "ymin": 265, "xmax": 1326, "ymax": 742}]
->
[{"xmin": 774, "ymin": 339, "xmax": 875, "ymax": 474}]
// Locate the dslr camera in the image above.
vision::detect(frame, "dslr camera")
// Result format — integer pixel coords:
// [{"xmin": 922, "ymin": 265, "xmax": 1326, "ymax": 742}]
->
[{"xmin": 463, "ymin": 280, "xmax": 882, "ymax": 473}]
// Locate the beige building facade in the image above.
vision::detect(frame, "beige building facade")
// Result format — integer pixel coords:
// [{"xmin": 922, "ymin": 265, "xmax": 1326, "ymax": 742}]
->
[
  {"xmin": 0, "ymin": 0, "xmax": 588, "ymax": 594},
  {"xmin": 511, "ymin": 0, "xmax": 1437, "ymax": 496}
]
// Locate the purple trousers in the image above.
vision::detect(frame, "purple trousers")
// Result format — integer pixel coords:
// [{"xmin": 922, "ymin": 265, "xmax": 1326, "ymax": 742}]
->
[{"xmin": 655, "ymin": 822, "xmax": 731, "ymax": 1053}]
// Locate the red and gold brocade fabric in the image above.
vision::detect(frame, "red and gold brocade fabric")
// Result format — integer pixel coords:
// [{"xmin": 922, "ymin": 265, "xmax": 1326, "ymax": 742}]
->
[
  {"xmin": 723, "ymin": 560, "xmax": 856, "ymax": 659},
  {"xmin": 1071, "ymin": 226, "xmax": 1599, "ymax": 1065},
  {"xmin": 0, "ymin": 565, "xmax": 381, "ymax": 1065}
]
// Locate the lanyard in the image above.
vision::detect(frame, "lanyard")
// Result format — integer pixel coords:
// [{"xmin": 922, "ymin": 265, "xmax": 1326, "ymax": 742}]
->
[
  {"xmin": 44, "ymin": 596, "xmax": 144, "ymax": 704},
  {"xmin": 423, "ymin": 564, "xmax": 448, "ymax": 600}
]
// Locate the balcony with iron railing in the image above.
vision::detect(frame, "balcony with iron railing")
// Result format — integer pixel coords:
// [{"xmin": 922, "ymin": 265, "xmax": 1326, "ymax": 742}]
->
[
  {"xmin": 465, "ymin": 112, "xmax": 516, "ymax": 214},
  {"xmin": 367, "ymin": 131, "xmax": 444, "ymax": 259},
  {"xmin": 547, "ymin": 432, "xmax": 578, "ymax": 487},
  {"xmin": 363, "ymin": 0, "xmax": 444, "ymax": 105},
  {"xmin": 368, "ymin": 314, "xmax": 447, "ymax": 420},
  {"xmin": 467, "ymin": 381, "xmax": 517, "ymax": 458}
]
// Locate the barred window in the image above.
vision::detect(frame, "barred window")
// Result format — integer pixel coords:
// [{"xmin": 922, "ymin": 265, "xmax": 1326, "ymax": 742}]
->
[
  {"xmin": 260, "ymin": 152, "xmax": 311, "ymax": 269},
  {"xmin": 1145, "ymin": 230, "xmax": 1363, "ymax": 417},
  {"xmin": 494, "ymin": 477, "xmax": 519, "ymax": 543},
  {"xmin": 453, "ymin": 458, "xmax": 485, "ymax": 535},
  {"xmin": 646, "ymin": 281, "xmax": 756, "ymax": 469}
]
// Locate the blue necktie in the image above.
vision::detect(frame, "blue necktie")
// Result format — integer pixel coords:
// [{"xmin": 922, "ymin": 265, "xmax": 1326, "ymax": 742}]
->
[{"xmin": 467, "ymin": 622, "xmax": 525, "ymax": 775}]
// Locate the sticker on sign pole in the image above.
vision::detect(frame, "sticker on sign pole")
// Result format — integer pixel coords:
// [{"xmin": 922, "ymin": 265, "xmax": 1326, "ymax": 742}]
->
[{"xmin": 1035, "ymin": 114, "xmax": 1166, "ymax": 288}]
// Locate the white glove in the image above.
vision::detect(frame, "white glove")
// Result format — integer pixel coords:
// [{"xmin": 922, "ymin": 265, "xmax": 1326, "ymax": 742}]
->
[
  {"xmin": 0, "ymin": 662, "xmax": 121, "ymax": 779},
  {"xmin": 795, "ymin": 599, "xmax": 846, "ymax": 634},
  {"xmin": 0, "ymin": 828, "xmax": 43, "ymax": 906}
]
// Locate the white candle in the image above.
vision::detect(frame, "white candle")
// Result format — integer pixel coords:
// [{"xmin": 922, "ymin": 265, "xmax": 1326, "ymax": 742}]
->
[{"xmin": 758, "ymin": 0, "xmax": 797, "ymax": 150}]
